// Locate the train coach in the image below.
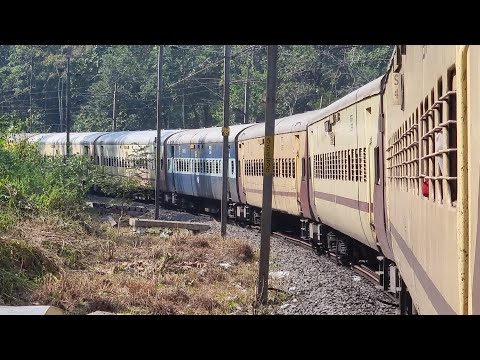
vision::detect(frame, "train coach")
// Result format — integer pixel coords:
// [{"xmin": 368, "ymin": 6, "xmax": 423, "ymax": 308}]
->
[
  {"xmin": 380, "ymin": 45, "xmax": 480, "ymax": 315},
  {"xmin": 165, "ymin": 124, "xmax": 253, "ymax": 212},
  {"xmin": 27, "ymin": 132, "xmax": 107, "ymax": 158},
  {"xmin": 304, "ymin": 77, "xmax": 384, "ymax": 264},
  {"xmin": 93, "ymin": 129, "xmax": 183, "ymax": 190},
  {"xmin": 236, "ymin": 110, "xmax": 323, "ymax": 226}
]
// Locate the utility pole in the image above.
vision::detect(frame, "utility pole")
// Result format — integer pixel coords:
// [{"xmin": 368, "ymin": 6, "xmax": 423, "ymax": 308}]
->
[
  {"xmin": 221, "ymin": 45, "xmax": 231, "ymax": 237},
  {"xmin": 58, "ymin": 76, "xmax": 64, "ymax": 132},
  {"xmin": 257, "ymin": 45, "xmax": 278, "ymax": 305},
  {"xmin": 65, "ymin": 54, "xmax": 71, "ymax": 157},
  {"xmin": 112, "ymin": 83, "xmax": 117, "ymax": 131},
  {"xmin": 181, "ymin": 64, "xmax": 185, "ymax": 128},
  {"xmin": 182, "ymin": 89, "xmax": 185, "ymax": 128},
  {"xmin": 29, "ymin": 52, "xmax": 33, "ymax": 132},
  {"xmin": 243, "ymin": 49, "xmax": 252, "ymax": 124},
  {"xmin": 154, "ymin": 45, "xmax": 164, "ymax": 220}
]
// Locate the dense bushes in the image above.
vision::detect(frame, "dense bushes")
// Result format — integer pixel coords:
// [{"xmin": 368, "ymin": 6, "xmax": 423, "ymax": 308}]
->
[{"xmin": 0, "ymin": 133, "xmax": 95, "ymax": 230}]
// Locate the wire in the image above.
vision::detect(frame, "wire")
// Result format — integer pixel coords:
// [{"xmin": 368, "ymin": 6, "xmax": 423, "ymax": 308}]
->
[{"xmin": 166, "ymin": 45, "xmax": 258, "ymax": 90}]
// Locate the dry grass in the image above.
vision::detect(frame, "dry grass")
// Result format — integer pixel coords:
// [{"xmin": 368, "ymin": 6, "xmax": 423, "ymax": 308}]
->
[{"xmin": 1, "ymin": 213, "xmax": 259, "ymax": 314}]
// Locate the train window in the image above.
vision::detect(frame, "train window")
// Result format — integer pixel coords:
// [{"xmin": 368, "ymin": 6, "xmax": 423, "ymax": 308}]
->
[
  {"xmin": 388, "ymin": 70, "xmax": 457, "ymax": 205},
  {"xmin": 348, "ymin": 151, "xmax": 352, "ymax": 181},
  {"xmin": 319, "ymin": 154, "xmax": 322, "ymax": 178},
  {"xmin": 331, "ymin": 152, "xmax": 334, "ymax": 179},
  {"xmin": 328, "ymin": 153, "xmax": 332, "ymax": 179},
  {"xmin": 335, "ymin": 152, "xmax": 338, "ymax": 180}
]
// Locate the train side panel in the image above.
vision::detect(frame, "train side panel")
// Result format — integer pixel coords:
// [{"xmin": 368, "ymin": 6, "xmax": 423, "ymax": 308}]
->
[
  {"xmin": 167, "ymin": 125, "xmax": 252, "ymax": 202},
  {"xmin": 238, "ymin": 111, "xmax": 322, "ymax": 219},
  {"xmin": 307, "ymin": 80, "xmax": 381, "ymax": 251},
  {"xmin": 383, "ymin": 45, "xmax": 459, "ymax": 314}
]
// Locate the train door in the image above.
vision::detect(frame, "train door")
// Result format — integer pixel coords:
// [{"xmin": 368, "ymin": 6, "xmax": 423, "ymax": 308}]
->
[
  {"xmin": 295, "ymin": 134, "xmax": 301, "ymax": 213},
  {"xmin": 168, "ymin": 144, "xmax": 176, "ymax": 193},
  {"xmin": 364, "ymin": 105, "xmax": 376, "ymax": 229},
  {"xmin": 100, "ymin": 146, "xmax": 104, "ymax": 166}
]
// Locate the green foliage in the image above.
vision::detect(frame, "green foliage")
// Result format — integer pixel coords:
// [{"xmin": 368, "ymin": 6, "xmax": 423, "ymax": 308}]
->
[
  {"xmin": 0, "ymin": 130, "xmax": 96, "ymax": 231},
  {"xmin": 0, "ymin": 45, "xmax": 393, "ymax": 132},
  {"xmin": 92, "ymin": 166, "xmax": 140, "ymax": 201}
]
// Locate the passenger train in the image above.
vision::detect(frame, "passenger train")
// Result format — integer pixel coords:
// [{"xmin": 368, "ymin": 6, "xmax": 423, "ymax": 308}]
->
[{"xmin": 16, "ymin": 45, "xmax": 480, "ymax": 315}]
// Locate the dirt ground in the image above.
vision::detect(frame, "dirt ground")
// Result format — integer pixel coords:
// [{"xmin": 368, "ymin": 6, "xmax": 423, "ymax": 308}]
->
[{"xmin": 0, "ymin": 209, "xmax": 263, "ymax": 315}]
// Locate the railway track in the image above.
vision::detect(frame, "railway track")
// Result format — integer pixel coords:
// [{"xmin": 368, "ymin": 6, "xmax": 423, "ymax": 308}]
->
[
  {"xmin": 88, "ymin": 195, "xmax": 399, "ymax": 309},
  {"xmin": 270, "ymin": 232, "xmax": 398, "ymax": 307}
]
